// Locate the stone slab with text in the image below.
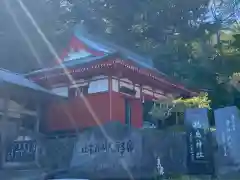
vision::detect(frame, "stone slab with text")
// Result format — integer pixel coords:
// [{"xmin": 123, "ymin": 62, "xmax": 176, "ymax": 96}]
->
[
  {"xmin": 70, "ymin": 121, "xmax": 144, "ymax": 179},
  {"xmin": 69, "ymin": 121, "xmax": 189, "ymax": 179},
  {"xmin": 184, "ymin": 108, "xmax": 214, "ymax": 175},
  {"xmin": 214, "ymin": 106, "xmax": 240, "ymax": 178}
]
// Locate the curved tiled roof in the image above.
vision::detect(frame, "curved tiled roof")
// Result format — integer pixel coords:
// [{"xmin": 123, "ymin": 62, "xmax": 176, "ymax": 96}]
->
[
  {"xmin": 27, "ymin": 24, "xmax": 166, "ymax": 77},
  {"xmin": 0, "ymin": 68, "xmax": 55, "ymax": 95},
  {"xmin": 73, "ymin": 24, "xmax": 156, "ymax": 71}
]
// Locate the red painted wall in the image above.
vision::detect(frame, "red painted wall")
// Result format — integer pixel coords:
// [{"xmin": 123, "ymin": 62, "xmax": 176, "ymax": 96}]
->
[
  {"xmin": 45, "ymin": 91, "xmax": 143, "ymax": 132},
  {"xmin": 111, "ymin": 92, "xmax": 125, "ymax": 125},
  {"xmin": 111, "ymin": 91, "xmax": 143, "ymax": 128},
  {"xmin": 130, "ymin": 98, "xmax": 143, "ymax": 128},
  {"xmin": 46, "ymin": 92, "xmax": 111, "ymax": 131}
]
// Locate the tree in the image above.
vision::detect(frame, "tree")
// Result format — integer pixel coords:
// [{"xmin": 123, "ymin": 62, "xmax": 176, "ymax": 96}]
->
[
  {"xmin": 0, "ymin": 0, "xmax": 73, "ymax": 72},
  {"xmin": 44, "ymin": 0, "xmax": 225, "ymax": 91},
  {"xmin": 149, "ymin": 93, "xmax": 211, "ymax": 126},
  {"xmin": 3, "ymin": 0, "xmax": 240, "ymax": 108},
  {"xmin": 45, "ymin": 0, "xmax": 210, "ymax": 49}
]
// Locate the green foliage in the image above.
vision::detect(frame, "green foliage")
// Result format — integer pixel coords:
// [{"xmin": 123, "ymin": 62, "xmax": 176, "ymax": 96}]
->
[
  {"xmin": 149, "ymin": 99, "xmax": 173, "ymax": 120},
  {"xmin": 150, "ymin": 93, "xmax": 211, "ymax": 123},
  {"xmin": 1, "ymin": 0, "xmax": 240, "ymax": 108},
  {"xmin": 47, "ymin": 0, "xmax": 210, "ymax": 50},
  {"xmin": 232, "ymin": 33, "xmax": 240, "ymax": 50},
  {"xmin": 230, "ymin": 72, "xmax": 240, "ymax": 92},
  {"xmin": 173, "ymin": 93, "xmax": 211, "ymax": 109}
]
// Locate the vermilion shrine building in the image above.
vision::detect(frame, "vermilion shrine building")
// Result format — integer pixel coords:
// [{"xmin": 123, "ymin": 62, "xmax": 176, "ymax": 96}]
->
[{"xmin": 27, "ymin": 25, "xmax": 195, "ymax": 133}]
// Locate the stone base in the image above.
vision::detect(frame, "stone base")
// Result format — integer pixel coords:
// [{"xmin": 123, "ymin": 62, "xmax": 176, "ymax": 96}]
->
[{"xmin": 0, "ymin": 169, "xmax": 45, "ymax": 180}]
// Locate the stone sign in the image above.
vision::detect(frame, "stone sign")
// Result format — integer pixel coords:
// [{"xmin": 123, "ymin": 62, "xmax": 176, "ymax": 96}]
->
[
  {"xmin": 70, "ymin": 122, "xmax": 143, "ymax": 179},
  {"xmin": 69, "ymin": 122, "xmax": 189, "ymax": 179},
  {"xmin": 5, "ymin": 140, "xmax": 37, "ymax": 163},
  {"xmin": 214, "ymin": 106, "xmax": 240, "ymax": 177},
  {"xmin": 185, "ymin": 108, "xmax": 214, "ymax": 175}
]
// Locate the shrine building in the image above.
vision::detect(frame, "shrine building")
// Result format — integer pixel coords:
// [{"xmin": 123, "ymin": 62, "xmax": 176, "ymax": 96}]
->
[{"xmin": 26, "ymin": 25, "xmax": 195, "ymax": 133}]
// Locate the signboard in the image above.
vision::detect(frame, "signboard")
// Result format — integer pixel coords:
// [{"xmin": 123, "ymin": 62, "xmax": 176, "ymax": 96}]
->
[
  {"xmin": 184, "ymin": 108, "xmax": 214, "ymax": 175},
  {"xmin": 5, "ymin": 140, "xmax": 37, "ymax": 163},
  {"xmin": 70, "ymin": 122, "xmax": 143, "ymax": 179},
  {"xmin": 214, "ymin": 106, "xmax": 240, "ymax": 176}
]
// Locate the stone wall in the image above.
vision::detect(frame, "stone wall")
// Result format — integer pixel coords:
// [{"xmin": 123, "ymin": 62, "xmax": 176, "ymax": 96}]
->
[
  {"xmin": 39, "ymin": 136, "xmax": 76, "ymax": 170},
  {"xmin": 1, "ymin": 121, "xmax": 240, "ymax": 179}
]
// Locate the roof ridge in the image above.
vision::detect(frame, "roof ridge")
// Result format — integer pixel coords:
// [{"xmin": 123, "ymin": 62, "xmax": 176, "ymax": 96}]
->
[
  {"xmin": 0, "ymin": 68, "xmax": 23, "ymax": 76},
  {"xmin": 0, "ymin": 68, "xmax": 11, "ymax": 72}
]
